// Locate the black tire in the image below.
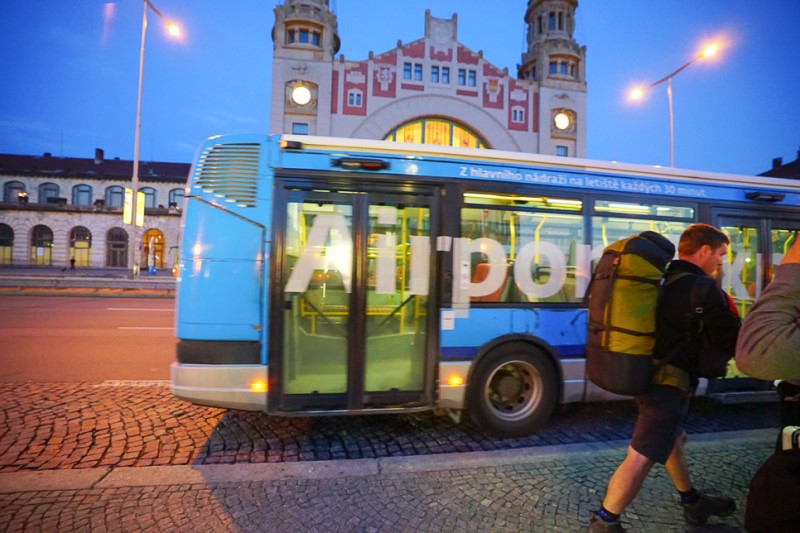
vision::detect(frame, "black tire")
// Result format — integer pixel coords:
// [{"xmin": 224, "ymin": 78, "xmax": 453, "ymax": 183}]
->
[{"xmin": 468, "ymin": 342, "xmax": 558, "ymax": 437}]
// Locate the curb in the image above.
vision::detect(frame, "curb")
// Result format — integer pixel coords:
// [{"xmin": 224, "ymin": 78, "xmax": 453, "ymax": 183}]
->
[{"xmin": 0, "ymin": 428, "xmax": 775, "ymax": 494}]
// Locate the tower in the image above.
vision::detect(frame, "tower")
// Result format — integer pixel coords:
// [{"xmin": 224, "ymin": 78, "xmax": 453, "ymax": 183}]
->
[
  {"xmin": 519, "ymin": 0, "xmax": 586, "ymax": 157},
  {"xmin": 270, "ymin": 0, "xmax": 340, "ymax": 136}
]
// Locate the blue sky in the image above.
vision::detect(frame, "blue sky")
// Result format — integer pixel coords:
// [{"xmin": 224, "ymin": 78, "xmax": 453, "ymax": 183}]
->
[{"xmin": 1, "ymin": 1, "xmax": 798, "ymax": 176}]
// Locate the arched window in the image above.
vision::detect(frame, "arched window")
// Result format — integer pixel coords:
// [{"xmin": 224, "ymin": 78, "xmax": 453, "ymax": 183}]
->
[
  {"xmin": 142, "ymin": 228, "xmax": 165, "ymax": 269},
  {"xmin": 30, "ymin": 225, "xmax": 53, "ymax": 266},
  {"xmin": 72, "ymin": 184, "xmax": 93, "ymax": 206},
  {"xmin": 140, "ymin": 187, "xmax": 156, "ymax": 208},
  {"xmin": 3, "ymin": 181, "xmax": 25, "ymax": 203},
  {"xmin": 168, "ymin": 188, "xmax": 185, "ymax": 208},
  {"xmin": 106, "ymin": 227, "xmax": 128, "ymax": 268},
  {"xmin": 38, "ymin": 183, "xmax": 60, "ymax": 203},
  {"xmin": 105, "ymin": 186, "xmax": 125, "ymax": 208},
  {"xmin": 384, "ymin": 118, "xmax": 488, "ymax": 149},
  {"xmin": 0, "ymin": 223, "xmax": 13, "ymax": 264},
  {"xmin": 70, "ymin": 226, "xmax": 92, "ymax": 267}
]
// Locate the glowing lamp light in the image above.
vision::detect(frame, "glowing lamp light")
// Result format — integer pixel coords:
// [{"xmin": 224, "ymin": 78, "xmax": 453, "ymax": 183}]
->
[
  {"xmin": 167, "ymin": 23, "xmax": 180, "ymax": 36},
  {"xmin": 553, "ymin": 112, "xmax": 571, "ymax": 130},
  {"xmin": 291, "ymin": 85, "xmax": 312, "ymax": 106},
  {"xmin": 447, "ymin": 375, "xmax": 464, "ymax": 387},
  {"xmin": 250, "ymin": 380, "xmax": 268, "ymax": 392},
  {"xmin": 629, "ymin": 87, "xmax": 645, "ymax": 101},
  {"xmin": 701, "ymin": 43, "xmax": 719, "ymax": 59}
]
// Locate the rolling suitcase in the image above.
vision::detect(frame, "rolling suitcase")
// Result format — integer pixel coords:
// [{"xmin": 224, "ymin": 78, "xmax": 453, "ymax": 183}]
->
[{"xmin": 782, "ymin": 425, "xmax": 800, "ymax": 450}]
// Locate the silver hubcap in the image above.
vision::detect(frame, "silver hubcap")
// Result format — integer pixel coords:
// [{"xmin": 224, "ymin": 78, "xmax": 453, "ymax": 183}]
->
[{"xmin": 484, "ymin": 359, "xmax": 542, "ymax": 422}]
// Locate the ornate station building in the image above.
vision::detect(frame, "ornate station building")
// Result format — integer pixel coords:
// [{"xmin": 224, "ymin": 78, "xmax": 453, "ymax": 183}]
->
[{"xmin": 0, "ymin": 0, "xmax": 586, "ymax": 269}]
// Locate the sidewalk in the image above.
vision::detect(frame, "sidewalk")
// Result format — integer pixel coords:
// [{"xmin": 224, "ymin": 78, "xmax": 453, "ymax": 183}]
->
[
  {"xmin": 0, "ymin": 266, "xmax": 175, "ymax": 297},
  {"xmin": 0, "ymin": 429, "xmax": 773, "ymax": 532}
]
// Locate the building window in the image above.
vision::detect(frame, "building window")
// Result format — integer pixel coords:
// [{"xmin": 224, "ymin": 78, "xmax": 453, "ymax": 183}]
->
[
  {"xmin": 292, "ymin": 122, "xmax": 309, "ymax": 135},
  {"xmin": 169, "ymin": 188, "xmax": 185, "ymax": 207},
  {"xmin": 347, "ymin": 90, "xmax": 363, "ymax": 107},
  {"xmin": 556, "ymin": 145, "xmax": 569, "ymax": 157},
  {"xmin": 468, "ymin": 70, "xmax": 476, "ymax": 87},
  {"xmin": 414, "ymin": 64, "xmax": 422, "ymax": 81},
  {"xmin": 142, "ymin": 228, "xmax": 165, "ymax": 269},
  {"xmin": 558, "ymin": 12, "xmax": 564, "ymax": 30},
  {"xmin": 403, "ymin": 62, "xmax": 412, "ymax": 80},
  {"xmin": 512, "ymin": 106, "xmax": 525, "ymax": 123},
  {"xmin": 72, "ymin": 184, "xmax": 92, "ymax": 206},
  {"xmin": 106, "ymin": 227, "xmax": 128, "ymax": 268},
  {"xmin": 458, "ymin": 69, "xmax": 466, "ymax": 86},
  {"xmin": 286, "ymin": 27, "xmax": 321, "ymax": 47},
  {"xmin": 105, "ymin": 186, "xmax": 125, "ymax": 207},
  {"xmin": 549, "ymin": 62, "xmax": 557, "ymax": 75},
  {"xmin": 384, "ymin": 118, "xmax": 488, "ymax": 148},
  {"xmin": 560, "ymin": 62, "xmax": 568, "ymax": 75},
  {"xmin": 30, "ymin": 224, "xmax": 53, "ymax": 266},
  {"xmin": 70, "ymin": 226, "xmax": 92, "ymax": 267},
  {"xmin": 538, "ymin": 15, "xmax": 543, "ymax": 34},
  {"xmin": 3, "ymin": 181, "xmax": 25, "ymax": 203},
  {"xmin": 140, "ymin": 187, "xmax": 156, "ymax": 208},
  {"xmin": 431, "ymin": 66, "xmax": 439, "ymax": 83},
  {"xmin": 0, "ymin": 223, "xmax": 13, "ymax": 265},
  {"xmin": 441, "ymin": 67, "xmax": 450, "ymax": 84},
  {"xmin": 549, "ymin": 12, "xmax": 556, "ymax": 30},
  {"xmin": 38, "ymin": 183, "xmax": 59, "ymax": 203}
]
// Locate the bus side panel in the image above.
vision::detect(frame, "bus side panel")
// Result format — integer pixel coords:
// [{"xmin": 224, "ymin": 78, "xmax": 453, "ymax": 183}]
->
[
  {"xmin": 440, "ymin": 308, "xmax": 587, "ymax": 358},
  {"xmin": 177, "ymin": 200, "xmax": 264, "ymax": 342}
]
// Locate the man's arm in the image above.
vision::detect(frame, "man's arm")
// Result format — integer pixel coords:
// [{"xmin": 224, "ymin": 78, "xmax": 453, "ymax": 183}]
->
[{"xmin": 735, "ymin": 238, "xmax": 800, "ymax": 380}]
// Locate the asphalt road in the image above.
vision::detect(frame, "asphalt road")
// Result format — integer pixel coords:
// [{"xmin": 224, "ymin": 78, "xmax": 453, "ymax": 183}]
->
[{"xmin": 0, "ymin": 296, "xmax": 175, "ymax": 382}]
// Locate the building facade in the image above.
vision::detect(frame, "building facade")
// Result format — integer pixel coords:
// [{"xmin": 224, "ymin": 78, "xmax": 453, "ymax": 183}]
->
[
  {"xmin": 270, "ymin": 0, "xmax": 586, "ymax": 156},
  {"xmin": 0, "ymin": 150, "xmax": 189, "ymax": 270},
  {"xmin": 1, "ymin": 0, "xmax": 586, "ymax": 269}
]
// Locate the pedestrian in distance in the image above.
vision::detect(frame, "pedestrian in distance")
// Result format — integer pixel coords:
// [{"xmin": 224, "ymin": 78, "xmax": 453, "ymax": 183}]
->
[
  {"xmin": 735, "ymin": 234, "xmax": 800, "ymax": 533},
  {"xmin": 588, "ymin": 223, "xmax": 742, "ymax": 532}
]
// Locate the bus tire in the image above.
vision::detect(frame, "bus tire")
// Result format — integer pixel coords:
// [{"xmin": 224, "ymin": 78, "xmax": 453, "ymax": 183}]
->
[{"xmin": 468, "ymin": 342, "xmax": 558, "ymax": 437}]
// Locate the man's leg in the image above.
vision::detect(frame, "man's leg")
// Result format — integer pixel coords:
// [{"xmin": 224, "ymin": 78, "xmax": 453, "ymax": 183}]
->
[
  {"xmin": 662, "ymin": 429, "xmax": 736, "ymax": 525},
  {"xmin": 664, "ymin": 430, "xmax": 691, "ymax": 492},
  {"xmin": 601, "ymin": 445, "xmax": 655, "ymax": 514}
]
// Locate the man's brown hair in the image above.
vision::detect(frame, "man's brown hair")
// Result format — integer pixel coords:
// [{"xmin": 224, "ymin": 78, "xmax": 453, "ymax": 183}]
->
[{"xmin": 678, "ymin": 223, "xmax": 730, "ymax": 256}]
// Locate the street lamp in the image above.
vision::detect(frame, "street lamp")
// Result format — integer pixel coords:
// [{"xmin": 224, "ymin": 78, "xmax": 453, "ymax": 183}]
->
[
  {"xmin": 129, "ymin": 0, "xmax": 180, "ymax": 278},
  {"xmin": 628, "ymin": 43, "xmax": 720, "ymax": 167}
]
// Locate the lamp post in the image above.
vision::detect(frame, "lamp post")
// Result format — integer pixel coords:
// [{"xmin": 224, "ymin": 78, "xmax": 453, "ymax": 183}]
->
[
  {"xmin": 629, "ymin": 43, "xmax": 719, "ymax": 167},
  {"xmin": 128, "ymin": 0, "xmax": 180, "ymax": 278}
]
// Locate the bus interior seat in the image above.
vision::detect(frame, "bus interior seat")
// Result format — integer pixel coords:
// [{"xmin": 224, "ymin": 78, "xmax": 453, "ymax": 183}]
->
[{"xmin": 470, "ymin": 262, "xmax": 510, "ymax": 302}]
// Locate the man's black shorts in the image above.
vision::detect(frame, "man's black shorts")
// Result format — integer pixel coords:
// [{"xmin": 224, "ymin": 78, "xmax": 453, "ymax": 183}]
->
[{"xmin": 630, "ymin": 385, "xmax": 691, "ymax": 464}]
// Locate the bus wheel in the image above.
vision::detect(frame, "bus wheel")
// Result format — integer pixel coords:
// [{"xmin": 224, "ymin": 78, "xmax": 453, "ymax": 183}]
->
[{"xmin": 468, "ymin": 342, "xmax": 558, "ymax": 437}]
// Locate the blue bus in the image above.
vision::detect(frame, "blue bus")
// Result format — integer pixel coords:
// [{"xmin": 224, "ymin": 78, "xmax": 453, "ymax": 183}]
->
[{"xmin": 172, "ymin": 134, "xmax": 800, "ymax": 436}]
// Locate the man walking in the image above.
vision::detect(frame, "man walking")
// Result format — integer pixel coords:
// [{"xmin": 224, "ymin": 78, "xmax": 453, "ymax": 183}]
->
[{"xmin": 588, "ymin": 223, "xmax": 742, "ymax": 532}]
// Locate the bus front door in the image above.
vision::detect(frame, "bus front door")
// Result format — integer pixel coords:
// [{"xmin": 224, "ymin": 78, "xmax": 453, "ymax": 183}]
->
[{"xmin": 273, "ymin": 186, "xmax": 439, "ymax": 413}]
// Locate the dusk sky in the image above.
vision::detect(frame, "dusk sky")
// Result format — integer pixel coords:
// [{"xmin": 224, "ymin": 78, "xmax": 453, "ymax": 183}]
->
[{"xmin": 1, "ymin": 1, "xmax": 798, "ymax": 176}]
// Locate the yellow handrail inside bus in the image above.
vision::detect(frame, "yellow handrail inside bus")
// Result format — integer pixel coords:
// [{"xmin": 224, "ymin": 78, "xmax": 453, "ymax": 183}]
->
[{"xmin": 534, "ymin": 215, "xmax": 548, "ymax": 263}]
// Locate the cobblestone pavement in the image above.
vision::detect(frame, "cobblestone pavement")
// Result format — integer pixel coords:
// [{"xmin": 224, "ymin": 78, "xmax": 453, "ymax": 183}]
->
[
  {"xmin": 0, "ymin": 382, "xmax": 780, "ymax": 532},
  {"xmin": 0, "ymin": 382, "xmax": 778, "ymax": 471}
]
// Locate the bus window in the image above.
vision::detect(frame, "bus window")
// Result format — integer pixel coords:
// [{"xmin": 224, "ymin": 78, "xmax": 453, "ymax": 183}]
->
[
  {"xmin": 720, "ymin": 224, "xmax": 761, "ymax": 317},
  {"xmin": 461, "ymin": 195, "xmax": 584, "ymax": 303},
  {"xmin": 591, "ymin": 200, "xmax": 693, "ymax": 266},
  {"xmin": 770, "ymin": 229, "xmax": 798, "ymax": 281}
]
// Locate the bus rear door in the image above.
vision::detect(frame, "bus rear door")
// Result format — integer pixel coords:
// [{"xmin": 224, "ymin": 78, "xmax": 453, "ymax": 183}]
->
[{"xmin": 711, "ymin": 210, "xmax": 800, "ymax": 394}]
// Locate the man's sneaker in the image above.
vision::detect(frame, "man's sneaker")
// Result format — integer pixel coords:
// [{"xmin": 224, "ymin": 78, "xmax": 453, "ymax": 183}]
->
[
  {"xmin": 587, "ymin": 511, "xmax": 627, "ymax": 532},
  {"xmin": 683, "ymin": 493, "xmax": 736, "ymax": 525}
]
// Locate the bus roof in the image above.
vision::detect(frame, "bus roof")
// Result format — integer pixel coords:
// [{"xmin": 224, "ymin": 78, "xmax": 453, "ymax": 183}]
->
[{"xmin": 277, "ymin": 133, "xmax": 800, "ymax": 193}]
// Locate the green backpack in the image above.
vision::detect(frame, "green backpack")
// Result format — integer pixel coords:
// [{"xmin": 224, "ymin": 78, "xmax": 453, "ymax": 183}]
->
[{"xmin": 586, "ymin": 231, "xmax": 676, "ymax": 395}]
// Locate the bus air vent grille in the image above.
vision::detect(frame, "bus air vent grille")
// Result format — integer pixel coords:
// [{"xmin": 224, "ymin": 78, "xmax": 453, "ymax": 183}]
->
[{"xmin": 195, "ymin": 143, "xmax": 260, "ymax": 208}]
